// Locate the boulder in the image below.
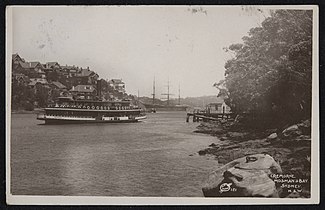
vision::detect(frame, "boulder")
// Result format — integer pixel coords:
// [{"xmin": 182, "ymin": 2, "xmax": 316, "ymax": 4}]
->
[
  {"xmin": 202, "ymin": 154, "xmax": 282, "ymax": 197},
  {"xmin": 282, "ymin": 125, "xmax": 302, "ymax": 138},
  {"xmin": 209, "ymin": 143, "xmax": 217, "ymax": 147},
  {"xmin": 225, "ymin": 168, "xmax": 278, "ymax": 197},
  {"xmin": 297, "ymin": 119, "xmax": 311, "ymax": 135},
  {"xmin": 267, "ymin": 133, "xmax": 278, "ymax": 140},
  {"xmin": 295, "ymin": 135, "xmax": 311, "ymax": 141},
  {"xmin": 220, "ymin": 137, "xmax": 228, "ymax": 141}
]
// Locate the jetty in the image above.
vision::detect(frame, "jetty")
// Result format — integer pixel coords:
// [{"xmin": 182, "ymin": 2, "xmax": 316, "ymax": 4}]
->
[
  {"xmin": 186, "ymin": 101, "xmax": 234, "ymax": 122},
  {"xmin": 186, "ymin": 112, "xmax": 233, "ymax": 122}
]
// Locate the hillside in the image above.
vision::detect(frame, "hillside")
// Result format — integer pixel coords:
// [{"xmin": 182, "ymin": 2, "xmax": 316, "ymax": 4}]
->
[{"xmin": 139, "ymin": 95, "xmax": 223, "ymax": 108}]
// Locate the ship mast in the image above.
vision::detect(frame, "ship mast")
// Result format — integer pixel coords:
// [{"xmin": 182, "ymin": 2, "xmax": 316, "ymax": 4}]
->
[
  {"xmin": 152, "ymin": 76, "xmax": 156, "ymax": 105},
  {"xmin": 178, "ymin": 84, "xmax": 180, "ymax": 105},
  {"xmin": 167, "ymin": 79, "xmax": 170, "ymax": 106},
  {"xmin": 161, "ymin": 77, "xmax": 173, "ymax": 106}
]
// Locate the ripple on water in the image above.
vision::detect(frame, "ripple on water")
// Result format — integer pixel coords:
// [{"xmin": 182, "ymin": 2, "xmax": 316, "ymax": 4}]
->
[{"xmin": 10, "ymin": 112, "xmax": 221, "ymax": 196}]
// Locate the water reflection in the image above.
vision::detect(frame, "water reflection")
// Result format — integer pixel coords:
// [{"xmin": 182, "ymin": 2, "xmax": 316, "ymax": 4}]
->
[{"xmin": 11, "ymin": 112, "xmax": 220, "ymax": 196}]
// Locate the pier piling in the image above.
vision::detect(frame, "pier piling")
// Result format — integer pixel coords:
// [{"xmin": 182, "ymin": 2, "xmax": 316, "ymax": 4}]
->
[{"xmin": 186, "ymin": 112, "xmax": 233, "ymax": 123}]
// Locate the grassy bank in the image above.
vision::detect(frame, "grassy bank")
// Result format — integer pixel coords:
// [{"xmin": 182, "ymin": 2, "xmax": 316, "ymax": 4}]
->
[{"xmin": 195, "ymin": 120, "xmax": 311, "ymax": 198}]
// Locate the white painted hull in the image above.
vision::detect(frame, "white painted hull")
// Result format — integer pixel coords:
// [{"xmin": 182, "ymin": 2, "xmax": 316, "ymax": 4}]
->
[{"xmin": 37, "ymin": 114, "xmax": 147, "ymax": 124}]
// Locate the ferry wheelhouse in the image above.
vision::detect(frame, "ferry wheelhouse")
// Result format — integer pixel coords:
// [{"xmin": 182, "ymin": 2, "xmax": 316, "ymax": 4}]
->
[{"xmin": 37, "ymin": 97, "xmax": 147, "ymax": 124}]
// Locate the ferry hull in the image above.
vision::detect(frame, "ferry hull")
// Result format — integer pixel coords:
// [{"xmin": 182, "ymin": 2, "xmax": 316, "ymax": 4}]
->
[{"xmin": 37, "ymin": 116, "xmax": 147, "ymax": 125}]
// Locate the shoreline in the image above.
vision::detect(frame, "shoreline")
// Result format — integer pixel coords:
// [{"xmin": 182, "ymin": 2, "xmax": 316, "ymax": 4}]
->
[
  {"xmin": 195, "ymin": 120, "xmax": 311, "ymax": 198},
  {"xmin": 11, "ymin": 108, "xmax": 42, "ymax": 114}
]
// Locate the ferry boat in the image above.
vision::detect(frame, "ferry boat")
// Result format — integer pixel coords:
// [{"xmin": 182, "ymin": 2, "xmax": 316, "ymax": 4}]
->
[{"xmin": 37, "ymin": 97, "xmax": 147, "ymax": 124}]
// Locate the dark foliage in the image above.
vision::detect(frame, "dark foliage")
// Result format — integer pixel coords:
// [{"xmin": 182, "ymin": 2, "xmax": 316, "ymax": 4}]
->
[{"xmin": 220, "ymin": 10, "xmax": 312, "ymax": 127}]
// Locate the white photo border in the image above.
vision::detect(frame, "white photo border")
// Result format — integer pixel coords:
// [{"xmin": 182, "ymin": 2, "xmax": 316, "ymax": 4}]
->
[{"xmin": 5, "ymin": 5, "xmax": 320, "ymax": 205}]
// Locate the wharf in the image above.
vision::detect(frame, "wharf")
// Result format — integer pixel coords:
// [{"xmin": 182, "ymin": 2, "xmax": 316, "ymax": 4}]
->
[{"xmin": 186, "ymin": 112, "xmax": 233, "ymax": 122}]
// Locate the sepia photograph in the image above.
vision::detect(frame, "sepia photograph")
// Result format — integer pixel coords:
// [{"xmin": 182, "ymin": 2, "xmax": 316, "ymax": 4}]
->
[{"xmin": 6, "ymin": 5, "xmax": 319, "ymax": 205}]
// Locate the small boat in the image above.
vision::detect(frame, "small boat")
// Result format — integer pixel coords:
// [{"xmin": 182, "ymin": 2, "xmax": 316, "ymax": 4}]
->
[{"xmin": 37, "ymin": 97, "xmax": 147, "ymax": 124}]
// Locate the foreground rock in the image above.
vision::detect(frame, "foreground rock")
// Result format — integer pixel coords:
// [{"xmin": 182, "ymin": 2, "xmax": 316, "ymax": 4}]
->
[
  {"xmin": 267, "ymin": 133, "xmax": 278, "ymax": 141},
  {"xmin": 282, "ymin": 125, "xmax": 302, "ymax": 138},
  {"xmin": 202, "ymin": 154, "xmax": 282, "ymax": 197},
  {"xmin": 281, "ymin": 119, "xmax": 311, "ymax": 139},
  {"xmin": 197, "ymin": 119, "xmax": 312, "ymax": 197}
]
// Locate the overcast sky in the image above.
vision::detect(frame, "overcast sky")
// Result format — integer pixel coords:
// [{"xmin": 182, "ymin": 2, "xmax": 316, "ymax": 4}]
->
[{"xmin": 10, "ymin": 6, "xmax": 268, "ymax": 98}]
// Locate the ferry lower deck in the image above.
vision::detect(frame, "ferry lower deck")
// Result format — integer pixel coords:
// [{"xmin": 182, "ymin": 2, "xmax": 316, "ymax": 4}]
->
[
  {"xmin": 37, "ymin": 108, "xmax": 147, "ymax": 124},
  {"xmin": 37, "ymin": 114, "xmax": 147, "ymax": 124}
]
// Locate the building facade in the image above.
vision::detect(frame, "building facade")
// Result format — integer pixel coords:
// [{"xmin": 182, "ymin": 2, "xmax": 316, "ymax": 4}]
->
[
  {"xmin": 108, "ymin": 79, "xmax": 125, "ymax": 93},
  {"xmin": 70, "ymin": 85, "xmax": 97, "ymax": 100}
]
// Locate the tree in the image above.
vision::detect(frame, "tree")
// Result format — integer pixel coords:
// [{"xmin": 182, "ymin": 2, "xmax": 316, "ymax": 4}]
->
[
  {"xmin": 11, "ymin": 78, "xmax": 35, "ymax": 110},
  {"xmin": 46, "ymin": 71, "xmax": 59, "ymax": 82},
  {"xmin": 221, "ymin": 10, "xmax": 312, "ymax": 126},
  {"xmin": 35, "ymin": 84, "xmax": 49, "ymax": 107}
]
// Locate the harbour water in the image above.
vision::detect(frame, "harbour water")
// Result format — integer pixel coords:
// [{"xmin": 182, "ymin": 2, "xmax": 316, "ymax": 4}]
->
[{"xmin": 10, "ymin": 112, "xmax": 221, "ymax": 197}]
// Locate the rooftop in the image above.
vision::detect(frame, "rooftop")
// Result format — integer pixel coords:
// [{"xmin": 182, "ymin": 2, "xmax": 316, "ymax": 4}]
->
[
  {"xmin": 110, "ymin": 79, "xmax": 124, "ymax": 84},
  {"xmin": 78, "ymin": 68, "xmax": 96, "ymax": 77},
  {"xmin": 51, "ymin": 81, "xmax": 67, "ymax": 89},
  {"xmin": 19, "ymin": 61, "xmax": 43, "ymax": 69},
  {"xmin": 62, "ymin": 65, "xmax": 78, "ymax": 70},
  {"xmin": 45, "ymin": 62, "xmax": 60, "ymax": 68},
  {"xmin": 206, "ymin": 97, "xmax": 225, "ymax": 105},
  {"xmin": 29, "ymin": 62, "xmax": 43, "ymax": 68},
  {"xmin": 28, "ymin": 78, "xmax": 48, "ymax": 86}
]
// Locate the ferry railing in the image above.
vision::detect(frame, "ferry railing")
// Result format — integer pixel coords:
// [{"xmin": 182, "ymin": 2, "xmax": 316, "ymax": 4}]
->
[{"xmin": 47, "ymin": 104, "xmax": 142, "ymax": 111}]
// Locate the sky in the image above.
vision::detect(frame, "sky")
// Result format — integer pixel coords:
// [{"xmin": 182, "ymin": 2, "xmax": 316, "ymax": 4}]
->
[{"xmin": 10, "ymin": 6, "xmax": 268, "ymax": 98}]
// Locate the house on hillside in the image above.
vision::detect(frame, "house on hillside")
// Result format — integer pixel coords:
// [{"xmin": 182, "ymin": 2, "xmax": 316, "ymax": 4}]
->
[
  {"xmin": 12, "ymin": 54, "xmax": 26, "ymax": 74},
  {"xmin": 68, "ymin": 67, "xmax": 99, "ymax": 86},
  {"xmin": 12, "ymin": 53, "xmax": 25, "ymax": 65},
  {"xmin": 28, "ymin": 78, "xmax": 49, "ymax": 88},
  {"xmin": 49, "ymin": 81, "xmax": 68, "ymax": 99},
  {"xmin": 70, "ymin": 85, "xmax": 97, "ymax": 100},
  {"xmin": 50, "ymin": 81, "xmax": 67, "ymax": 94},
  {"xmin": 42, "ymin": 62, "xmax": 61, "ymax": 73},
  {"xmin": 12, "ymin": 73, "xmax": 30, "ymax": 85},
  {"xmin": 28, "ymin": 78, "xmax": 50, "ymax": 97},
  {"xmin": 50, "ymin": 81, "xmax": 67, "ymax": 90},
  {"xmin": 45, "ymin": 62, "xmax": 60, "ymax": 69},
  {"xmin": 206, "ymin": 98, "xmax": 231, "ymax": 114},
  {"xmin": 77, "ymin": 67, "xmax": 99, "ymax": 84},
  {"xmin": 15, "ymin": 61, "xmax": 46, "ymax": 79},
  {"xmin": 108, "ymin": 79, "xmax": 125, "ymax": 93},
  {"xmin": 61, "ymin": 65, "xmax": 79, "ymax": 78}
]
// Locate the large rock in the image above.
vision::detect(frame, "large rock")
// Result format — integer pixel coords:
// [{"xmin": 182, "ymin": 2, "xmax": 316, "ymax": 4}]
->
[
  {"xmin": 297, "ymin": 119, "xmax": 311, "ymax": 135},
  {"xmin": 267, "ymin": 133, "xmax": 278, "ymax": 141},
  {"xmin": 282, "ymin": 125, "xmax": 302, "ymax": 138},
  {"xmin": 202, "ymin": 154, "xmax": 282, "ymax": 197}
]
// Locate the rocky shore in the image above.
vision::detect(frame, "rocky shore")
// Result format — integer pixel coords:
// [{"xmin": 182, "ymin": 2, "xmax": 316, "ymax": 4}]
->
[{"xmin": 196, "ymin": 119, "xmax": 311, "ymax": 198}]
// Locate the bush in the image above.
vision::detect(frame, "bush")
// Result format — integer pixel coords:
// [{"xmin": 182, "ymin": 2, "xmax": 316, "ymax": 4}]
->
[
  {"xmin": 24, "ymin": 102, "xmax": 34, "ymax": 111},
  {"xmin": 220, "ymin": 10, "xmax": 312, "ymax": 126}
]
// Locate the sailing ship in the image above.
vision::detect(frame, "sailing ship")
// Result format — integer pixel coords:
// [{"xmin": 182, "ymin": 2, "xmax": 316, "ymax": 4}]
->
[{"xmin": 142, "ymin": 78, "xmax": 188, "ymax": 112}]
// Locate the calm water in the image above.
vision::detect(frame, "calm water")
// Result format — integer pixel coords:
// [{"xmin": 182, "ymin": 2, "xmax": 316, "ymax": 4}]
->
[{"xmin": 10, "ymin": 112, "xmax": 221, "ymax": 197}]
